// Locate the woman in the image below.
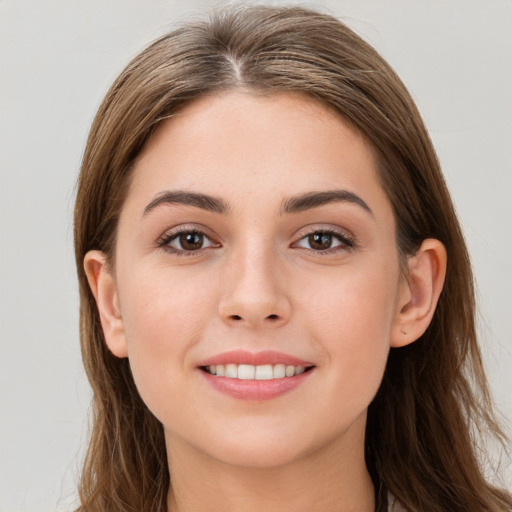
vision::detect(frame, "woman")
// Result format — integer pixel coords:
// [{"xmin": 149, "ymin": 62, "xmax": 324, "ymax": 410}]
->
[{"xmin": 74, "ymin": 5, "xmax": 511, "ymax": 511}]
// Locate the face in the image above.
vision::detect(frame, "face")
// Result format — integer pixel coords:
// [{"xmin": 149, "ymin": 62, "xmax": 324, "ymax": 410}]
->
[{"xmin": 98, "ymin": 92, "xmax": 410, "ymax": 468}]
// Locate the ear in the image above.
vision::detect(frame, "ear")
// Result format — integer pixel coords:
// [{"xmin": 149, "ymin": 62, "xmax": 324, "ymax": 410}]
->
[
  {"xmin": 84, "ymin": 250, "xmax": 128, "ymax": 358},
  {"xmin": 391, "ymin": 239, "xmax": 447, "ymax": 348}
]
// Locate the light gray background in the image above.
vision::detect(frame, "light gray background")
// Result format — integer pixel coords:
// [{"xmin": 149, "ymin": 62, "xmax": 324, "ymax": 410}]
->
[{"xmin": 0, "ymin": 1, "xmax": 510, "ymax": 510}]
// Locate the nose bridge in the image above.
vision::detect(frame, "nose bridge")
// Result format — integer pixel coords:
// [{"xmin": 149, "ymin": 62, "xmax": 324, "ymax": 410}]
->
[{"xmin": 218, "ymin": 237, "xmax": 291, "ymax": 327}]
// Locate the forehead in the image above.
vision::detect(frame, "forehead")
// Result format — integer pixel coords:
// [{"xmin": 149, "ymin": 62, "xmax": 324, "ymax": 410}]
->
[{"xmin": 126, "ymin": 91, "xmax": 389, "ymax": 217}]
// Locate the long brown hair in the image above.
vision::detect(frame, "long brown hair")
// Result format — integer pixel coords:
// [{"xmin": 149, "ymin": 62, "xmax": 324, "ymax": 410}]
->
[{"xmin": 74, "ymin": 5, "xmax": 511, "ymax": 511}]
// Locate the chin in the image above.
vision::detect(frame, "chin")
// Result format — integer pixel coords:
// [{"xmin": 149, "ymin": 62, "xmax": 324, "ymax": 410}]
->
[
  {"xmin": 190, "ymin": 418, "xmax": 356, "ymax": 471},
  {"xmin": 209, "ymin": 437, "xmax": 311, "ymax": 470}
]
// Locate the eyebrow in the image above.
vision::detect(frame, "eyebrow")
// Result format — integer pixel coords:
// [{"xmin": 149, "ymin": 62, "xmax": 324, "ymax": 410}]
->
[
  {"xmin": 280, "ymin": 190, "xmax": 373, "ymax": 216},
  {"xmin": 142, "ymin": 188, "xmax": 373, "ymax": 218},
  {"xmin": 143, "ymin": 190, "xmax": 229, "ymax": 217}
]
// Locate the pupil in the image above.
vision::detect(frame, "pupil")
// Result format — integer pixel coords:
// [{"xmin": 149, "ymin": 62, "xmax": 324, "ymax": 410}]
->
[
  {"xmin": 309, "ymin": 233, "xmax": 332, "ymax": 250},
  {"xmin": 180, "ymin": 232, "xmax": 203, "ymax": 250}
]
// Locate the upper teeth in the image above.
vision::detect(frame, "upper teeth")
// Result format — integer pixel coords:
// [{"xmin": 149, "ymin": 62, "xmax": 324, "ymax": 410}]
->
[{"xmin": 206, "ymin": 364, "xmax": 306, "ymax": 380}]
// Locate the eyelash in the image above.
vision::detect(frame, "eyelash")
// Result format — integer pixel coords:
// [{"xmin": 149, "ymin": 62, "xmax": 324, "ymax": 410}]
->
[
  {"xmin": 157, "ymin": 227, "xmax": 356, "ymax": 256},
  {"xmin": 291, "ymin": 227, "xmax": 356, "ymax": 254},
  {"xmin": 157, "ymin": 226, "xmax": 219, "ymax": 256}
]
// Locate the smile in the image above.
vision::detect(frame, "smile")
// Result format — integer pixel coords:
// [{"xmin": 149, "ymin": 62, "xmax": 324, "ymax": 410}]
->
[
  {"xmin": 202, "ymin": 363, "xmax": 312, "ymax": 380},
  {"xmin": 197, "ymin": 350, "xmax": 316, "ymax": 400}
]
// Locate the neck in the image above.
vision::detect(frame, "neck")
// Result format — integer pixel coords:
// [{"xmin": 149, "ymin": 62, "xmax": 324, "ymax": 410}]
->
[{"xmin": 166, "ymin": 414, "xmax": 375, "ymax": 512}]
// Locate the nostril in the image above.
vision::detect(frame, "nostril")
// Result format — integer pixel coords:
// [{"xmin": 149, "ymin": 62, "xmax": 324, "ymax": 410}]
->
[
  {"xmin": 231, "ymin": 314, "xmax": 242, "ymax": 320},
  {"xmin": 267, "ymin": 314, "xmax": 279, "ymax": 320}
]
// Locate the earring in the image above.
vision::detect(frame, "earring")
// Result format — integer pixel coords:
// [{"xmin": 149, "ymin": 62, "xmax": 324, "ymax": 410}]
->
[{"xmin": 400, "ymin": 328, "xmax": 407, "ymax": 335}]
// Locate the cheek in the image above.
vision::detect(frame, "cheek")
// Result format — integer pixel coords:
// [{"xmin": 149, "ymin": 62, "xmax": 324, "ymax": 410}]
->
[
  {"xmin": 117, "ymin": 265, "xmax": 218, "ymax": 407},
  {"xmin": 302, "ymin": 256, "xmax": 398, "ymax": 335},
  {"xmin": 299, "ymin": 257, "xmax": 399, "ymax": 403},
  {"xmin": 121, "ymin": 263, "xmax": 217, "ymax": 343}
]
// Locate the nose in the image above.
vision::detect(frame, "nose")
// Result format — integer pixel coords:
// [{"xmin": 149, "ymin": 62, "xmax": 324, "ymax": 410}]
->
[{"xmin": 217, "ymin": 245, "xmax": 292, "ymax": 329}]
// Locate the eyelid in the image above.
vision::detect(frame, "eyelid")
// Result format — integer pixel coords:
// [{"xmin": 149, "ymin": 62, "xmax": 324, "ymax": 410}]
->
[
  {"xmin": 157, "ymin": 224, "xmax": 221, "ymax": 254},
  {"xmin": 291, "ymin": 225, "xmax": 356, "ymax": 252},
  {"xmin": 156, "ymin": 223, "xmax": 356, "ymax": 255}
]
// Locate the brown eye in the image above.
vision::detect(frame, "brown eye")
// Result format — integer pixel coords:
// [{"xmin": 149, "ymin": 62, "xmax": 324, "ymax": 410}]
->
[
  {"xmin": 294, "ymin": 229, "xmax": 353, "ymax": 253},
  {"xmin": 163, "ymin": 230, "xmax": 216, "ymax": 253},
  {"xmin": 179, "ymin": 232, "xmax": 204, "ymax": 251},
  {"xmin": 308, "ymin": 232, "xmax": 334, "ymax": 250}
]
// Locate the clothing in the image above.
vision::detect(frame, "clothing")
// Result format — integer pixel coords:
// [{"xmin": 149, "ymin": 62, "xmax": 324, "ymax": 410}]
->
[{"xmin": 388, "ymin": 494, "xmax": 406, "ymax": 511}]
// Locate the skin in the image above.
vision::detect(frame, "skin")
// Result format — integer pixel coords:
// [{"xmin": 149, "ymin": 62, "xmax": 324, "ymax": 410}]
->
[{"xmin": 85, "ymin": 91, "xmax": 446, "ymax": 512}]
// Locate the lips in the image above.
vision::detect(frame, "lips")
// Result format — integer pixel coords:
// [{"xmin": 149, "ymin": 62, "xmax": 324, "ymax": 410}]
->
[
  {"xmin": 197, "ymin": 349, "xmax": 314, "ymax": 367},
  {"xmin": 197, "ymin": 350, "xmax": 315, "ymax": 401}
]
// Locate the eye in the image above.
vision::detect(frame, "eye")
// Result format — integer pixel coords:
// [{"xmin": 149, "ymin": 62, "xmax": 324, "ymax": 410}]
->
[
  {"xmin": 159, "ymin": 228, "xmax": 218, "ymax": 254},
  {"xmin": 294, "ymin": 229, "xmax": 354, "ymax": 252}
]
